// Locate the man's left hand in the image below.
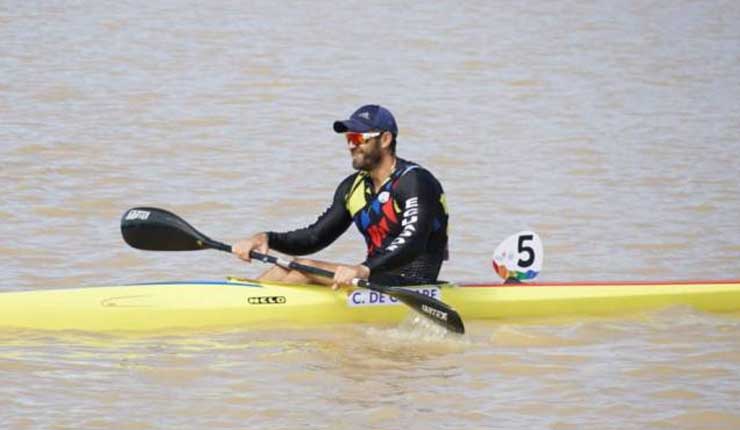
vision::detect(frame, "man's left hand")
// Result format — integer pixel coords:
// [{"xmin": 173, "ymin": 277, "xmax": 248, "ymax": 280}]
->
[{"xmin": 332, "ymin": 264, "xmax": 370, "ymax": 290}]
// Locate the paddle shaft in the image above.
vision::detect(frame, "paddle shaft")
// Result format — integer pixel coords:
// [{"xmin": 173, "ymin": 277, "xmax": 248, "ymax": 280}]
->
[
  {"xmin": 204, "ymin": 238, "xmax": 385, "ymax": 292},
  {"xmin": 250, "ymin": 251, "xmax": 384, "ymax": 291}
]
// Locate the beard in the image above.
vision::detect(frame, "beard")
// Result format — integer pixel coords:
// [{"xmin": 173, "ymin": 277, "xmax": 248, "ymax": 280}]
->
[{"xmin": 351, "ymin": 139, "xmax": 383, "ymax": 171}]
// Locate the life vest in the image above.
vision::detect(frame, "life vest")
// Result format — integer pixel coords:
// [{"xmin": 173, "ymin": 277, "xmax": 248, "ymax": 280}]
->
[{"xmin": 344, "ymin": 165, "xmax": 420, "ymax": 255}]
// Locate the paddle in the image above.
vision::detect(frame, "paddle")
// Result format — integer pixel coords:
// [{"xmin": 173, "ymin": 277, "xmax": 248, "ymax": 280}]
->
[{"xmin": 120, "ymin": 207, "xmax": 465, "ymax": 334}]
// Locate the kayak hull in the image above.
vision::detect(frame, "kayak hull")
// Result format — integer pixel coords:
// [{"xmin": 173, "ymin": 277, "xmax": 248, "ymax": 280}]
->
[{"xmin": 1, "ymin": 279, "xmax": 739, "ymax": 332}]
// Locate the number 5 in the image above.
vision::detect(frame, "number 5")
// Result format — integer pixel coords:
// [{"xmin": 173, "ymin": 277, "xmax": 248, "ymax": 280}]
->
[{"xmin": 518, "ymin": 234, "xmax": 535, "ymax": 268}]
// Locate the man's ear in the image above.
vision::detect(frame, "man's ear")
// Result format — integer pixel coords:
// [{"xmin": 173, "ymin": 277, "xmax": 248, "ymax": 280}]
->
[{"xmin": 381, "ymin": 131, "xmax": 393, "ymax": 150}]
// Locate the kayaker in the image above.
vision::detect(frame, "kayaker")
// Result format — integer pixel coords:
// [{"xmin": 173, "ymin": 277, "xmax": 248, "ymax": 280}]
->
[{"xmin": 233, "ymin": 104, "xmax": 449, "ymax": 288}]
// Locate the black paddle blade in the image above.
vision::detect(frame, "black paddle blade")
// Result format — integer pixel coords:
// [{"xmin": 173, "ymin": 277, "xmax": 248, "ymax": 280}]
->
[
  {"xmin": 387, "ymin": 287, "xmax": 465, "ymax": 334},
  {"xmin": 121, "ymin": 207, "xmax": 229, "ymax": 252}
]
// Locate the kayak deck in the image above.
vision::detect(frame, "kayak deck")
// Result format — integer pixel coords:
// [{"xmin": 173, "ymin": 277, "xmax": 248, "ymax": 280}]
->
[
  {"xmin": 451, "ymin": 280, "xmax": 740, "ymax": 320},
  {"xmin": 1, "ymin": 279, "xmax": 739, "ymax": 332}
]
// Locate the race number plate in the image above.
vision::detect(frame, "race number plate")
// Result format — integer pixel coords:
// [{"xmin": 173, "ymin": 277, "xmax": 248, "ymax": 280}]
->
[{"xmin": 492, "ymin": 231, "xmax": 543, "ymax": 281}]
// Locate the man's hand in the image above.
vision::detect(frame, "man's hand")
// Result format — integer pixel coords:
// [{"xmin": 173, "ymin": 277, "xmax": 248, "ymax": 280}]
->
[
  {"xmin": 232, "ymin": 233, "xmax": 269, "ymax": 262},
  {"xmin": 332, "ymin": 264, "xmax": 370, "ymax": 290}
]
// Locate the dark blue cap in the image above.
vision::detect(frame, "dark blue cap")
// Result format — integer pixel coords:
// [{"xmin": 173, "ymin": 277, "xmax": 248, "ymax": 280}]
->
[{"xmin": 333, "ymin": 105, "xmax": 398, "ymax": 136}]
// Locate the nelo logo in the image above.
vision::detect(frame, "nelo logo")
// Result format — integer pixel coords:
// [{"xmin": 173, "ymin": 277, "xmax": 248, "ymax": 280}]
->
[{"xmin": 248, "ymin": 296, "xmax": 287, "ymax": 305}]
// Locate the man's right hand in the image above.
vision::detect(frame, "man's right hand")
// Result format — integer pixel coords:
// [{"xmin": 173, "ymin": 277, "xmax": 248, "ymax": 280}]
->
[{"xmin": 232, "ymin": 233, "xmax": 269, "ymax": 262}]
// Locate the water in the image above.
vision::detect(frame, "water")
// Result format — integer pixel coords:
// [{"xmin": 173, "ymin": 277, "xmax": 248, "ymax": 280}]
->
[{"xmin": 1, "ymin": 1, "xmax": 739, "ymax": 428}]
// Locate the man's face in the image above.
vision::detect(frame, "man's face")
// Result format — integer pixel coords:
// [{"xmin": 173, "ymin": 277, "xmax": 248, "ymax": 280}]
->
[{"xmin": 346, "ymin": 132, "xmax": 383, "ymax": 171}]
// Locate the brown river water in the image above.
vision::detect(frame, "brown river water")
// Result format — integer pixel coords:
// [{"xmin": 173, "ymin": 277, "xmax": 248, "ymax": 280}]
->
[{"xmin": 1, "ymin": 1, "xmax": 739, "ymax": 429}]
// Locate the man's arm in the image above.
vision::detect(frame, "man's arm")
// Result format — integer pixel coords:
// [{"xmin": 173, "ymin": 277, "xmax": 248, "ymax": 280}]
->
[{"xmin": 233, "ymin": 174, "xmax": 355, "ymax": 260}]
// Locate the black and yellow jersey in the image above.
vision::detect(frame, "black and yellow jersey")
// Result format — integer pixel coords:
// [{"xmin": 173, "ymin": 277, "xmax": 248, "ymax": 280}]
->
[{"xmin": 267, "ymin": 158, "xmax": 449, "ymax": 285}]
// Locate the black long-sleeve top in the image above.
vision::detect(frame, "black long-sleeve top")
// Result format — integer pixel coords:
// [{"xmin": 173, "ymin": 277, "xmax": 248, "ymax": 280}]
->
[{"xmin": 267, "ymin": 158, "xmax": 449, "ymax": 285}]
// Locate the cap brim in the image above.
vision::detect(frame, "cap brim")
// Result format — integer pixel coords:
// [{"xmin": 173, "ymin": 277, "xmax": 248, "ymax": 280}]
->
[{"xmin": 333, "ymin": 119, "xmax": 373, "ymax": 133}]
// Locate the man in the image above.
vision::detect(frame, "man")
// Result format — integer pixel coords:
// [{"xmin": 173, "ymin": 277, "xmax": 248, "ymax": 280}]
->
[{"xmin": 232, "ymin": 105, "xmax": 449, "ymax": 288}]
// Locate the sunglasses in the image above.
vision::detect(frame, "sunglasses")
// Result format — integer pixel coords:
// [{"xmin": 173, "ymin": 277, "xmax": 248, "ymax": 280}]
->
[{"xmin": 345, "ymin": 132, "xmax": 382, "ymax": 146}]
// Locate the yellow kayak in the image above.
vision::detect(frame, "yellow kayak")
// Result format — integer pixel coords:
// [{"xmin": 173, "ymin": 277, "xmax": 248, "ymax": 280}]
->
[{"xmin": 1, "ymin": 278, "xmax": 739, "ymax": 332}]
